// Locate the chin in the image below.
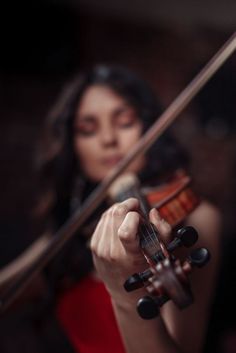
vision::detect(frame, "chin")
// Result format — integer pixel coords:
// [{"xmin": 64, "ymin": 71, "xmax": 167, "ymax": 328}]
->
[{"xmin": 87, "ymin": 172, "xmax": 106, "ymax": 183}]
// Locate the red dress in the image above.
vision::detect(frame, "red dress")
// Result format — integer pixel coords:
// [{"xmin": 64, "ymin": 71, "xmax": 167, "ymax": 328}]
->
[{"xmin": 56, "ymin": 275, "xmax": 126, "ymax": 353}]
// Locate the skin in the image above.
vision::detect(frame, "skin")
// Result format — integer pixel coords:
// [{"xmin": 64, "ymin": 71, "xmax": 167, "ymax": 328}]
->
[
  {"xmin": 74, "ymin": 84, "xmax": 221, "ymax": 353},
  {"xmin": 91, "ymin": 199, "xmax": 221, "ymax": 353},
  {"xmin": 73, "ymin": 84, "xmax": 145, "ymax": 182}
]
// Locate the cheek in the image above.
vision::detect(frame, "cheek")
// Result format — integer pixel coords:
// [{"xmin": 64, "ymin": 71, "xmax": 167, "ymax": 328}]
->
[
  {"xmin": 120, "ymin": 127, "xmax": 142, "ymax": 149},
  {"xmin": 73, "ymin": 137, "xmax": 96, "ymax": 164},
  {"xmin": 120, "ymin": 127, "xmax": 146, "ymax": 171},
  {"xmin": 73, "ymin": 137, "xmax": 106, "ymax": 182}
]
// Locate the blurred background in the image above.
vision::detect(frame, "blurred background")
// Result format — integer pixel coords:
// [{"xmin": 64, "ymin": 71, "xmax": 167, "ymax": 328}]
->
[{"xmin": 0, "ymin": 1, "xmax": 236, "ymax": 352}]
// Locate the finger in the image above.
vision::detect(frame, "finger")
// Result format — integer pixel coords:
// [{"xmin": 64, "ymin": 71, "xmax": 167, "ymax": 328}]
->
[
  {"xmin": 117, "ymin": 211, "xmax": 140, "ymax": 254},
  {"xmin": 110, "ymin": 198, "xmax": 140, "ymax": 219},
  {"xmin": 121, "ymin": 197, "xmax": 140, "ymax": 211},
  {"xmin": 149, "ymin": 208, "xmax": 172, "ymax": 244},
  {"xmin": 91, "ymin": 198, "xmax": 140, "ymax": 257},
  {"xmin": 90, "ymin": 211, "xmax": 111, "ymax": 254}
]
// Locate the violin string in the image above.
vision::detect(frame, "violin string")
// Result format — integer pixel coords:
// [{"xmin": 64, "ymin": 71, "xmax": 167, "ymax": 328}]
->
[
  {"xmin": 132, "ymin": 186, "xmax": 162, "ymax": 252},
  {"xmin": 124, "ymin": 186, "xmax": 155, "ymax": 249},
  {"xmin": 119, "ymin": 185, "xmax": 161, "ymax": 253},
  {"xmin": 132, "ymin": 186, "xmax": 162, "ymax": 253},
  {"xmin": 149, "ymin": 222, "xmax": 161, "ymax": 246},
  {"xmin": 119, "ymin": 186, "xmax": 161, "ymax": 254},
  {"xmin": 117, "ymin": 186, "xmax": 150, "ymax": 247}
]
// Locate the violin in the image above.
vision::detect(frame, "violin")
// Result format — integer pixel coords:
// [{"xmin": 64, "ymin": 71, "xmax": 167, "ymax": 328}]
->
[
  {"xmin": 142, "ymin": 170, "xmax": 200, "ymax": 228},
  {"xmin": 77, "ymin": 170, "xmax": 199, "ymax": 238},
  {"xmin": 109, "ymin": 172, "xmax": 209, "ymax": 319},
  {"xmin": 0, "ymin": 32, "xmax": 235, "ymax": 314},
  {"xmin": 0, "ymin": 171, "xmax": 198, "ymax": 287}
]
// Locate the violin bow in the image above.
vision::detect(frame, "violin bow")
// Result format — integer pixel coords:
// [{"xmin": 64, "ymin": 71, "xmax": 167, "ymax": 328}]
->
[{"xmin": 0, "ymin": 31, "xmax": 235, "ymax": 313}]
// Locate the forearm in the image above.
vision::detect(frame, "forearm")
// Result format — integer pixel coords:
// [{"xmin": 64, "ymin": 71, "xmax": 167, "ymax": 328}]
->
[{"xmin": 112, "ymin": 294, "xmax": 181, "ymax": 353}]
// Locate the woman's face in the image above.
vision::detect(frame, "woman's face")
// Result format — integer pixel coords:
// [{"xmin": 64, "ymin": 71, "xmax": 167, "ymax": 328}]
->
[{"xmin": 73, "ymin": 85, "xmax": 145, "ymax": 182}]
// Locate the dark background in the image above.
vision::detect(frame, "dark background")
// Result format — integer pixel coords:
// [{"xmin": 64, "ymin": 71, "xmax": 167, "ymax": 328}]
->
[{"xmin": 0, "ymin": 1, "xmax": 236, "ymax": 352}]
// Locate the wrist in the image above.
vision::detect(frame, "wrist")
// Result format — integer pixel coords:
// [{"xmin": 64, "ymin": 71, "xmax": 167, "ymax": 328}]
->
[{"xmin": 110, "ymin": 287, "xmax": 149, "ymax": 311}]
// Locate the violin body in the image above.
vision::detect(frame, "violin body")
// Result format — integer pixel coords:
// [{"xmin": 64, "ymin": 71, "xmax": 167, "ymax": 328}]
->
[{"xmin": 143, "ymin": 171, "xmax": 200, "ymax": 227}]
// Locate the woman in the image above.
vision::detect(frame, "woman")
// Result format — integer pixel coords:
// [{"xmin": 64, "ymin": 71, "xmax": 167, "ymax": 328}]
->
[{"xmin": 37, "ymin": 65, "xmax": 221, "ymax": 353}]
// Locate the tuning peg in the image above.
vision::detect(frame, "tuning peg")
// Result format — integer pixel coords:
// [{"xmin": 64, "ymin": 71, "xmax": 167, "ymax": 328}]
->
[
  {"xmin": 187, "ymin": 247, "xmax": 210, "ymax": 268},
  {"xmin": 167, "ymin": 226, "xmax": 198, "ymax": 252},
  {"xmin": 124, "ymin": 268, "xmax": 153, "ymax": 292},
  {"xmin": 137, "ymin": 295, "xmax": 169, "ymax": 319}
]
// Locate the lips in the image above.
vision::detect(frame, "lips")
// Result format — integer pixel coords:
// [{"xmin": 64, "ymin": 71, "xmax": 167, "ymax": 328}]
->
[{"xmin": 102, "ymin": 155, "xmax": 123, "ymax": 167}]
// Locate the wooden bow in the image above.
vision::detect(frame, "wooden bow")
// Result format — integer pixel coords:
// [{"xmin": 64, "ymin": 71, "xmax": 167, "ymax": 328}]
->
[{"xmin": 0, "ymin": 32, "xmax": 235, "ymax": 313}]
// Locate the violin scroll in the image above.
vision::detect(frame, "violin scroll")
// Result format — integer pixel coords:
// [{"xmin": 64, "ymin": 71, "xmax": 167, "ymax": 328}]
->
[
  {"xmin": 124, "ymin": 226, "xmax": 199, "ymax": 292},
  {"xmin": 124, "ymin": 226, "xmax": 210, "ymax": 319},
  {"xmin": 110, "ymin": 173, "xmax": 210, "ymax": 319}
]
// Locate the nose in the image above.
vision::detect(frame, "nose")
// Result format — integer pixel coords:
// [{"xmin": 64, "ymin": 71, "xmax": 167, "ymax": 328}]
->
[{"xmin": 99, "ymin": 124, "xmax": 118, "ymax": 147}]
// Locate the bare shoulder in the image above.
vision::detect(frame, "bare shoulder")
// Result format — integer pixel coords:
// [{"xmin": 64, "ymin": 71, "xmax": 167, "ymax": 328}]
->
[
  {"xmin": 187, "ymin": 200, "xmax": 221, "ymax": 228},
  {"xmin": 185, "ymin": 200, "xmax": 222, "ymax": 248}
]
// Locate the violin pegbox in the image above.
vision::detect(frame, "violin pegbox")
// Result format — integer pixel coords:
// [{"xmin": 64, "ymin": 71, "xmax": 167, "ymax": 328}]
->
[
  {"xmin": 124, "ymin": 226, "xmax": 211, "ymax": 319},
  {"xmin": 108, "ymin": 173, "xmax": 210, "ymax": 320}
]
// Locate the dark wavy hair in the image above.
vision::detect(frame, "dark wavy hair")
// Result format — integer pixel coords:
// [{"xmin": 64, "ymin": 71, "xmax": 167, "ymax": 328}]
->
[{"xmin": 36, "ymin": 65, "xmax": 189, "ymax": 227}]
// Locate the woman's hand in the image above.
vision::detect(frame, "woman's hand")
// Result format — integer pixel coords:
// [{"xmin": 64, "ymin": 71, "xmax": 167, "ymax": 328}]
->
[{"xmin": 90, "ymin": 197, "xmax": 171, "ymax": 304}]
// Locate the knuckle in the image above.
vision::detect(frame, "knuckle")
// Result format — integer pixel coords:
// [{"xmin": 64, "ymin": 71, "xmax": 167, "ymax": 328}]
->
[
  {"xmin": 128, "ymin": 197, "xmax": 138, "ymax": 204},
  {"xmin": 117, "ymin": 225, "xmax": 131, "ymax": 240},
  {"xmin": 112, "ymin": 204, "xmax": 127, "ymax": 217},
  {"xmin": 90, "ymin": 241, "xmax": 95, "ymax": 252},
  {"xmin": 90, "ymin": 242, "xmax": 99, "ymax": 256},
  {"xmin": 107, "ymin": 203, "xmax": 118, "ymax": 215},
  {"xmin": 95, "ymin": 246, "xmax": 107, "ymax": 260},
  {"xmin": 104, "ymin": 206, "xmax": 113, "ymax": 216},
  {"xmin": 100, "ymin": 211, "xmax": 108, "ymax": 221},
  {"xmin": 108, "ymin": 252, "xmax": 118, "ymax": 262}
]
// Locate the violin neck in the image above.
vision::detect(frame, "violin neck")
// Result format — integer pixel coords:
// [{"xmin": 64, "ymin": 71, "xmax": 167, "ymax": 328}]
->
[{"xmin": 113, "ymin": 184, "xmax": 162, "ymax": 263}]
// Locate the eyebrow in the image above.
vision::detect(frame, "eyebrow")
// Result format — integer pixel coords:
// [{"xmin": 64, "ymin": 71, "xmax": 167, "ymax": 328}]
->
[
  {"xmin": 75, "ymin": 115, "xmax": 96, "ymax": 123},
  {"xmin": 75, "ymin": 103, "xmax": 135, "ymax": 124},
  {"xmin": 112, "ymin": 105, "xmax": 135, "ymax": 118}
]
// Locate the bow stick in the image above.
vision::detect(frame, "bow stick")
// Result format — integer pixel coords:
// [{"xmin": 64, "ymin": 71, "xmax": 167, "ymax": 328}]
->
[{"xmin": 0, "ymin": 31, "xmax": 235, "ymax": 313}]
